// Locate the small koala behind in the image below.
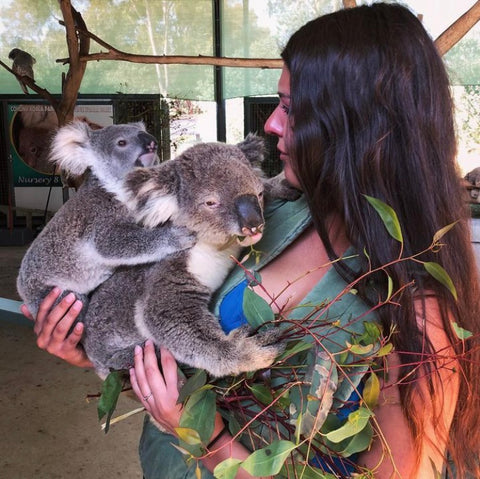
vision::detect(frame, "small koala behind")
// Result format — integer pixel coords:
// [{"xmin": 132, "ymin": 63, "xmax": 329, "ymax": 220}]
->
[
  {"xmin": 82, "ymin": 135, "xmax": 284, "ymax": 378},
  {"xmin": 17, "ymin": 121, "xmax": 193, "ymax": 319}
]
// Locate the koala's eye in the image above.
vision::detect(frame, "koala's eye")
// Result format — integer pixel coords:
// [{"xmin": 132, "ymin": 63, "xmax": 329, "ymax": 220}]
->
[
  {"xmin": 204, "ymin": 199, "xmax": 218, "ymax": 208},
  {"xmin": 117, "ymin": 139, "xmax": 127, "ymax": 147}
]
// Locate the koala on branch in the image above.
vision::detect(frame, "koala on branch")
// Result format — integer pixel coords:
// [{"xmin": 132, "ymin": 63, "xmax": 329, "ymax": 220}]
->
[
  {"xmin": 17, "ymin": 121, "xmax": 194, "ymax": 319},
  {"xmin": 82, "ymin": 135, "xmax": 292, "ymax": 378}
]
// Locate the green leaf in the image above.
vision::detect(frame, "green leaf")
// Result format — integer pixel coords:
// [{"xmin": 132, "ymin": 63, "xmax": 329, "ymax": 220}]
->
[
  {"xmin": 178, "ymin": 369, "xmax": 207, "ymax": 404},
  {"xmin": 362, "ymin": 321, "xmax": 381, "ymax": 342},
  {"xmin": 339, "ymin": 422, "xmax": 374, "ymax": 457},
  {"xmin": 243, "ymin": 287, "xmax": 274, "ymax": 328},
  {"xmin": 364, "ymin": 195, "xmax": 403, "ymax": 243},
  {"xmin": 213, "ymin": 458, "xmax": 243, "ymax": 479},
  {"xmin": 432, "ymin": 222, "xmax": 457, "ymax": 244},
  {"xmin": 363, "ymin": 372, "xmax": 380, "ymax": 409},
  {"xmin": 452, "ymin": 321, "xmax": 473, "ymax": 340},
  {"xmin": 282, "ymin": 463, "xmax": 336, "ymax": 478},
  {"xmin": 241, "ymin": 440, "xmax": 296, "ymax": 476},
  {"xmin": 346, "ymin": 342, "xmax": 374, "ymax": 355},
  {"xmin": 247, "ymin": 384, "xmax": 274, "ymax": 405},
  {"xmin": 276, "ymin": 340, "xmax": 313, "ymax": 362},
  {"xmin": 386, "ymin": 274, "xmax": 393, "ymax": 302},
  {"xmin": 325, "ymin": 407, "xmax": 373, "ymax": 443},
  {"xmin": 180, "ymin": 389, "xmax": 216, "ymax": 443},
  {"xmin": 175, "ymin": 427, "xmax": 202, "ymax": 445},
  {"xmin": 97, "ymin": 371, "xmax": 123, "ymax": 433},
  {"xmin": 423, "ymin": 262, "xmax": 458, "ymax": 300},
  {"xmin": 377, "ymin": 342, "xmax": 394, "ymax": 357}
]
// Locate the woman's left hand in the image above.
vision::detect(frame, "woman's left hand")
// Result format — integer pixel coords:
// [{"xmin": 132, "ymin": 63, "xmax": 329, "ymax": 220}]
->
[{"xmin": 129, "ymin": 340, "xmax": 183, "ymax": 435}]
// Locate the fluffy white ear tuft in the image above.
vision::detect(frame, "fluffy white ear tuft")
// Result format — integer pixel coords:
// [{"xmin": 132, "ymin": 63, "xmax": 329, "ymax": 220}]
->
[
  {"xmin": 123, "ymin": 178, "xmax": 179, "ymax": 227},
  {"xmin": 138, "ymin": 194, "xmax": 179, "ymax": 228},
  {"xmin": 48, "ymin": 121, "xmax": 97, "ymax": 176}
]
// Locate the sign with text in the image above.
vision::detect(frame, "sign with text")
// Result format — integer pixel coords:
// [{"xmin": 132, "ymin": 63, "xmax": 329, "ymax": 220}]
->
[{"xmin": 8, "ymin": 103, "xmax": 113, "ymax": 187}]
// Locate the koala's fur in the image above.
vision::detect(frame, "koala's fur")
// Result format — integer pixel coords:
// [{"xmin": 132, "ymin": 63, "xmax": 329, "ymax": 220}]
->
[
  {"xmin": 17, "ymin": 121, "xmax": 193, "ymax": 319},
  {"xmin": 82, "ymin": 136, "xmax": 285, "ymax": 378}
]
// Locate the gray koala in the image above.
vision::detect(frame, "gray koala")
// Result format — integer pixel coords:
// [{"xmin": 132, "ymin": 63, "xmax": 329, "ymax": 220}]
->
[
  {"xmin": 82, "ymin": 136, "xmax": 285, "ymax": 378},
  {"xmin": 17, "ymin": 121, "xmax": 193, "ymax": 319}
]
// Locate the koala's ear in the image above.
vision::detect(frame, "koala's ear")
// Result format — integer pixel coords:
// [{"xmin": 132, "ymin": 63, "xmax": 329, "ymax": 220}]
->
[
  {"xmin": 130, "ymin": 121, "xmax": 146, "ymax": 131},
  {"xmin": 49, "ymin": 121, "xmax": 95, "ymax": 175},
  {"xmin": 236, "ymin": 133, "xmax": 265, "ymax": 168},
  {"xmin": 122, "ymin": 164, "xmax": 179, "ymax": 227}
]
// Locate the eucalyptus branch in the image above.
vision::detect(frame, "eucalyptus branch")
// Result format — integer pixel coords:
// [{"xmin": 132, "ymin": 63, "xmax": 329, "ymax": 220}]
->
[{"xmin": 202, "ymin": 380, "xmax": 304, "ymax": 459}]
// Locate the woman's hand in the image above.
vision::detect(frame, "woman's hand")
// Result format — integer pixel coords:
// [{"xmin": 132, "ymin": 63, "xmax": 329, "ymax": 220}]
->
[
  {"xmin": 22, "ymin": 287, "xmax": 93, "ymax": 368},
  {"xmin": 129, "ymin": 340, "xmax": 183, "ymax": 435},
  {"xmin": 131, "ymin": 341, "xmax": 271, "ymax": 478}
]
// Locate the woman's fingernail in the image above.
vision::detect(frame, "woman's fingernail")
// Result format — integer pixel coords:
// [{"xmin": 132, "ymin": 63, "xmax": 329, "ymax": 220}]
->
[
  {"xmin": 65, "ymin": 292, "xmax": 76, "ymax": 302},
  {"xmin": 134, "ymin": 345, "xmax": 142, "ymax": 355},
  {"xmin": 72, "ymin": 300, "xmax": 83, "ymax": 311}
]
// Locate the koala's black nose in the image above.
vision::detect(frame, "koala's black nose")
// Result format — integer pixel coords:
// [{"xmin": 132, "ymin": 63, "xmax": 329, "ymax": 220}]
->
[
  {"xmin": 139, "ymin": 131, "xmax": 158, "ymax": 152},
  {"xmin": 235, "ymin": 194, "xmax": 264, "ymax": 235}
]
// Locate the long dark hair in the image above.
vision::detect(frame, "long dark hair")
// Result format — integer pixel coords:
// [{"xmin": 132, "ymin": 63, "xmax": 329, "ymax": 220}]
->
[{"xmin": 282, "ymin": 3, "xmax": 480, "ymax": 476}]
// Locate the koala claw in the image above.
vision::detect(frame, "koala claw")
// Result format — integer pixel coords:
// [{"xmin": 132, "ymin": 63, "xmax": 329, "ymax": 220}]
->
[
  {"xmin": 255, "ymin": 327, "xmax": 284, "ymax": 347},
  {"xmin": 226, "ymin": 325, "xmax": 284, "ymax": 374}
]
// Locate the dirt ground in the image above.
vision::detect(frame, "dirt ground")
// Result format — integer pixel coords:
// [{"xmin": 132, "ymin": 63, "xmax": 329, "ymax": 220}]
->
[{"xmin": 0, "ymin": 245, "xmax": 144, "ymax": 479}]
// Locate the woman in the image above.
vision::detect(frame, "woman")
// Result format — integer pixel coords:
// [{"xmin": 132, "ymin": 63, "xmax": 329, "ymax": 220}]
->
[{"xmin": 27, "ymin": 3, "xmax": 480, "ymax": 478}]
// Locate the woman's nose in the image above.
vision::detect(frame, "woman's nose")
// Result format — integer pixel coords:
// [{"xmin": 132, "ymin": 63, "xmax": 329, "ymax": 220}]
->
[{"xmin": 264, "ymin": 106, "xmax": 284, "ymax": 137}]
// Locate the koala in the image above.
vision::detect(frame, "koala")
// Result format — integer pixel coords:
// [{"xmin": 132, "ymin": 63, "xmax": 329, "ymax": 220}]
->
[
  {"xmin": 17, "ymin": 121, "xmax": 193, "ymax": 319},
  {"xmin": 465, "ymin": 167, "xmax": 480, "ymax": 203},
  {"xmin": 465, "ymin": 167, "xmax": 480, "ymax": 187},
  {"xmin": 82, "ymin": 136, "xmax": 285, "ymax": 378},
  {"xmin": 17, "ymin": 125, "xmax": 55, "ymax": 172}
]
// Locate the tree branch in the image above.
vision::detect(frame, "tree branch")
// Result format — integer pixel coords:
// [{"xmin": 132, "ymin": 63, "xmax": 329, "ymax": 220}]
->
[
  {"xmin": 0, "ymin": 59, "xmax": 59, "ymax": 108},
  {"xmin": 56, "ymin": 0, "xmax": 90, "ymax": 125},
  {"xmin": 435, "ymin": 0, "xmax": 480, "ymax": 55},
  {"xmin": 56, "ymin": 26, "xmax": 283, "ymax": 69}
]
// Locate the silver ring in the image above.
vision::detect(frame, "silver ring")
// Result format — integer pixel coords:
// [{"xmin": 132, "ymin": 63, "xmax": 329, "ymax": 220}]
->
[{"xmin": 143, "ymin": 392, "xmax": 153, "ymax": 401}]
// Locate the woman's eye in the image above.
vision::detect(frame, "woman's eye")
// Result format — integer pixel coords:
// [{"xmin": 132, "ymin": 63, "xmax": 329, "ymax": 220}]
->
[{"xmin": 280, "ymin": 104, "xmax": 290, "ymax": 114}]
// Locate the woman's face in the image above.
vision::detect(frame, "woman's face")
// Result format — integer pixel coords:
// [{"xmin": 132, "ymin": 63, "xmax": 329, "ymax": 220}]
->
[{"xmin": 264, "ymin": 66, "xmax": 301, "ymax": 190}]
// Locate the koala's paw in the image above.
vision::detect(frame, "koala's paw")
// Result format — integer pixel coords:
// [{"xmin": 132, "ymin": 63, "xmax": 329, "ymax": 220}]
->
[
  {"xmin": 265, "ymin": 174, "xmax": 301, "ymax": 201},
  {"xmin": 228, "ymin": 326, "xmax": 284, "ymax": 374},
  {"xmin": 163, "ymin": 225, "xmax": 196, "ymax": 251}
]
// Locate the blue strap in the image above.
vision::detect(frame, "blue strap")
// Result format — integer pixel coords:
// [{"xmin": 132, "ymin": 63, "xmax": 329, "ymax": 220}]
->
[{"xmin": 219, "ymin": 279, "xmax": 248, "ymax": 333}]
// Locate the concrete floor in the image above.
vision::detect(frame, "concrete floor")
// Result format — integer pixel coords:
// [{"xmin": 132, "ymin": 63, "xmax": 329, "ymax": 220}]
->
[
  {"xmin": 0, "ymin": 245, "xmax": 144, "ymax": 479},
  {"xmin": 2, "ymin": 219, "xmax": 478, "ymax": 479}
]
